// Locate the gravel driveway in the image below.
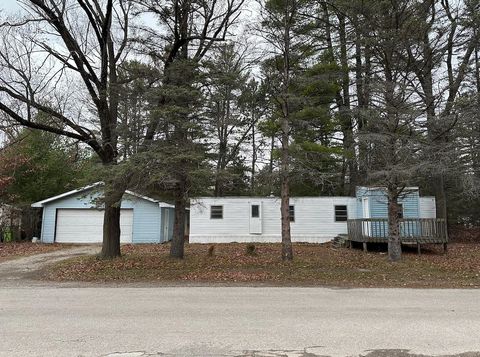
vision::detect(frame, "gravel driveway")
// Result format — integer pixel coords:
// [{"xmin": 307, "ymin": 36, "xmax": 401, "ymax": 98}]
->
[{"xmin": 0, "ymin": 245, "xmax": 100, "ymax": 286}]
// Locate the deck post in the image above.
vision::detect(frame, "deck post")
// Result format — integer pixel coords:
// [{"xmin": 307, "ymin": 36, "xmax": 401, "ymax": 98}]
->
[
  {"xmin": 417, "ymin": 242, "xmax": 421, "ymax": 255},
  {"xmin": 443, "ymin": 243, "xmax": 448, "ymax": 254},
  {"xmin": 362, "ymin": 242, "xmax": 368, "ymax": 252}
]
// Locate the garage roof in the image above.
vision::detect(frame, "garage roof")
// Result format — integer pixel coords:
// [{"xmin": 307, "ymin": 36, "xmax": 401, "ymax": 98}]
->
[{"xmin": 31, "ymin": 182, "xmax": 174, "ymax": 208}]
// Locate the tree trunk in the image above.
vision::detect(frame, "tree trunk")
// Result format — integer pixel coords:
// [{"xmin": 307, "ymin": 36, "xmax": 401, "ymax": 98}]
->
[
  {"xmin": 251, "ymin": 113, "xmax": 256, "ymax": 193},
  {"xmin": 100, "ymin": 186, "xmax": 124, "ymax": 259},
  {"xmin": 387, "ymin": 191, "xmax": 401, "ymax": 262},
  {"xmin": 416, "ymin": 29, "xmax": 446, "ymax": 221},
  {"xmin": 269, "ymin": 135, "xmax": 275, "ymax": 174},
  {"xmin": 280, "ymin": 144, "xmax": 293, "ymax": 261},
  {"xmin": 214, "ymin": 141, "xmax": 227, "ymax": 197},
  {"xmin": 170, "ymin": 178, "xmax": 187, "ymax": 259},
  {"xmin": 356, "ymin": 35, "xmax": 371, "ymax": 183},
  {"xmin": 280, "ymin": 105, "xmax": 292, "ymax": 260},
  {"xmin": 280, "ymin": 0, "xmax": 293, "ymax": 261},
  {"xmin": 337, "ymin": 12, "xmax": 356, "ymax": 196},
  {"xmin": 435, "ymin": 174, "xmax": 448, "ymax": 220}
]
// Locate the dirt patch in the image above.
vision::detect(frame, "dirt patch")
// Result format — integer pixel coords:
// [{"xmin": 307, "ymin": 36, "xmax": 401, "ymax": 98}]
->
[
  {"xmin": 43, "ymin": 242, "xmax": 480, "ymax": 288},
  {"xmin": 0, "ymin": 242, "xmax": 68, "ymax": 263}
]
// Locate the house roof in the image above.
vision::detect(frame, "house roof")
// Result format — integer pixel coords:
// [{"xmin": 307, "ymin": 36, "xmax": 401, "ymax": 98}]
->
[
  {"xmin": 31, "ymin": 182, "xmax": 174, "ymax": 208},
  {"xmin": 356, "ymin": 186, "xmax": 419, "ymax": 191}
]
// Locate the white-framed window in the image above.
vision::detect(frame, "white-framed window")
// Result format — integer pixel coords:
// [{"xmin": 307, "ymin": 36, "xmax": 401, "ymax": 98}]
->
[
  {"xmin": 289, "ymin": 205, "xmax": 295, "ymax": 222},
  {"xmin": 251, "ymin": 204, "xmax": 260, "ymax": 218},
  {"xmin": 210, "ymin": 205, "xmax": 223, "ymax": 219},
  {"xmin": 334, "ymin": 205, "xmax": 348, "ymax": 222}
]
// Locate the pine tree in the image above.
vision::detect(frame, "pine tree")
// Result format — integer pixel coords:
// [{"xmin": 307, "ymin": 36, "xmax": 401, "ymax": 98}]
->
[
  {"xmin": 260, "ymin": 0, "xmax": 315, "ymax": 260},
  {"xmin": 204, "ymin": 43, "xmax": 251, "ymax": 196}
]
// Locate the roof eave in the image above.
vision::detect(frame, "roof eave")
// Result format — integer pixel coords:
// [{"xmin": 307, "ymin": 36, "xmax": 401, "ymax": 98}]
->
[
  {"xmin": 31, "ymin": 182, "xmax": 103, "ymax": 208},
  {"xmin": 31, "ymin": 183, "xmax": 173, "ymax": 208}
]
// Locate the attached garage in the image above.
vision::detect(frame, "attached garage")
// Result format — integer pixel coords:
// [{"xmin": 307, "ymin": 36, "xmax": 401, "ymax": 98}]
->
[{"xmin": 32, "ymin": 183, "xmax": 175, "ymax": 244}]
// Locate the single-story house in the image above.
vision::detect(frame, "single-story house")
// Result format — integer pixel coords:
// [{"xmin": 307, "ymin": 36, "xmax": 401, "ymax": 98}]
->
[
  {"xmin": 32, "ymin": 183, "xmax": 175, "ymax": 244},
  {"xmin": 189, "ymin": 187, "xmax": 437, "ymax": 244}
]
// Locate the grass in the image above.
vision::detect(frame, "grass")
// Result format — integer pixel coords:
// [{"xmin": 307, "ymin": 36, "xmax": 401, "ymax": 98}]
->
[
  {"xmin": 44, "ymin": 241, "xmax": 480, "ymax": 288},
  {"xmin": 0, "ymin": 242, "xmax": 68, "ymax": 263}
]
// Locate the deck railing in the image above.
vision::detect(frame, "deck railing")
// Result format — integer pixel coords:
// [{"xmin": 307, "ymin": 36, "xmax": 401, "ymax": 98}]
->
[{"xmin": 346, "ymin": 218, "xmax": 448, "ymax": 244}]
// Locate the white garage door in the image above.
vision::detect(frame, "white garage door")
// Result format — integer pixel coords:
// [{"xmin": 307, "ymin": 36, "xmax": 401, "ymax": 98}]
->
[{"xmin": 55, "ymin": 209, "xmax": 133, "ymax": 243}]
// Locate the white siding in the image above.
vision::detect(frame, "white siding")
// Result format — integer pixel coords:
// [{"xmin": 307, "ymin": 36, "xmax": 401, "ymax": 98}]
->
[
  {"xmin": 419, "ymin": 197, "xmax": 436, "ymax": 218},
  {"xmin": 189, "ymin": 197, "xmax": 357, "ymax": 244}
]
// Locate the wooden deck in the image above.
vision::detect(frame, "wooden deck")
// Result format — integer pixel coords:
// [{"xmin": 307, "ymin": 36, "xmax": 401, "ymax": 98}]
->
[{"xmin": 346, "ymin": 218, "xmax": 448, "ymax": 253}]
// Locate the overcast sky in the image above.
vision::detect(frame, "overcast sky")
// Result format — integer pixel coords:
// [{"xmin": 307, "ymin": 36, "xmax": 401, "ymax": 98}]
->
[{"xmin": 0, "ymin": 1, "xmax": 21, "ymax": 13}]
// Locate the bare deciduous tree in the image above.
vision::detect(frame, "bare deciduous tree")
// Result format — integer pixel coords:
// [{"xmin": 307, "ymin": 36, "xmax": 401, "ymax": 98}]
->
[{"xmin": 0, "ymin": 0, "xmax": 133, "ymax": 258}]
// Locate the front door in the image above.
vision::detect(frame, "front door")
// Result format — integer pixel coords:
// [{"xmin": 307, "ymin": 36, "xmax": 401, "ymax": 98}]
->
[
  {"xmin": 249, "ymin": 202, "xmax": 262, "ymax": 234},
  {"xmin": 362, "ymin": 197, "xmax": 371, "ymax": 237},
  {"xmin": 163, "ymin": 209, "xmax": 170, "ymax": 242}
]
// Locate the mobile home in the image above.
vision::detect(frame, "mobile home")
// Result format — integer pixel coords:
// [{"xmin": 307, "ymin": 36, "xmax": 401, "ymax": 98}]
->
[{"xmin": 189, "ymin": 187, "xmax": 437, "ymax": 244}]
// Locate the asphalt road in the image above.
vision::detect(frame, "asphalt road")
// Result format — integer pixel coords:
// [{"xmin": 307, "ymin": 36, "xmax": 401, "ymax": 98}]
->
[{"xmin": 1, "ymin": 287, "xmax": 480, "ymax": 357}]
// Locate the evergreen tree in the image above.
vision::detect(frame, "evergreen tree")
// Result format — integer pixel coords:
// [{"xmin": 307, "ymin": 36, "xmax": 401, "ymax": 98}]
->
[
  {"xmin": 289, "ymin": 53, "xmax": 343, "ymax": 196},
  {"xmin": 204, "ymin": 43, "xmax": 251, "ymax": 196},
  {"xmin": 260, "ymin": 0, "xmax": 315, "ymax": 260},
  {"xmin": 138, "ymin": 0, "xmax": 245, "ymax": 259},
  {"xmin": 0, "ymin": 128, "xmax": 91, "ymax": 204},
  {"xmin": 239, "ymin": 78, "xmax": 269, "ymax": 193}
]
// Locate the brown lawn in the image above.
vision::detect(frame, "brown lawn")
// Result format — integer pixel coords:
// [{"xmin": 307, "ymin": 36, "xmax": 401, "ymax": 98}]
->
[
  {"xmin": 44, "ymin": 241, "xmax": 480, "ymax": 288},
  {"xmin": 0, "ymin": 242, "xmax": 68, "ymax": 263}
]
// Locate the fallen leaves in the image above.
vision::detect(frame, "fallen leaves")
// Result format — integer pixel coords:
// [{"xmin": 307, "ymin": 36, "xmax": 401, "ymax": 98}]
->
[
  {"xmin": 0, "ymin": 242, "xmax": 67, "ymax": 262},
  {"xmin": 43, "ymin": 241, "xmax": 480, "ymax": 288}
]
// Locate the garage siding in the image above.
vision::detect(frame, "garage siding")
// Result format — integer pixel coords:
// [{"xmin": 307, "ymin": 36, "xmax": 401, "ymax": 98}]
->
[
  {"xmin": 130, "ymin": 198, "xmax": 162, "ymax": 243},
  {"xmin": 40, "ymin": 190, "xmax": 163, "ymax": 244}
]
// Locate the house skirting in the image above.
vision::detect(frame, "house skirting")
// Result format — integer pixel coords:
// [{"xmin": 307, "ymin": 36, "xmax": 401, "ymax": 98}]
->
[{"xmin": 189, "ymin": 234, "xmax": 334, "ymax": 244}]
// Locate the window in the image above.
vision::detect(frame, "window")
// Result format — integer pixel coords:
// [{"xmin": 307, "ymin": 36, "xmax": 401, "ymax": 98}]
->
[
  {"xmin": 251, "ymin": 205, "xmax": 260, "ymax": 218},
  {"xmin": 289, "ymin": 205, "xmax": 295, "ymax": 222},
  {"xmin": 210, "ymin": 205, "xmax": 223, "ymax": 219},
  {"xmin": 334, "ymin": 205, "xmax": 348, "ymax": 222},
  {"xmin": 398, "ymin": 203, "xmax": 404, "ymax": 219}
]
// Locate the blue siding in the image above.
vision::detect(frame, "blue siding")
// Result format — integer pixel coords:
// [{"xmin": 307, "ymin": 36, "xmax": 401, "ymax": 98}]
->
[
  {"xmin": 356, "ymin": 187, "xmax": 367, "ymax": 219},
  {"xmin": 40, "ymin": 188, "xmax": 168, "ymax": 244},
  {"xmin": 356, "ymin": 187, "xmax": 420, "ymax": 218},
  {"xmin": 356, "ymin": 187, "xmax": 421, "ymax": 238},
  {"xmin": 127, "ymin": 197, "xmax": 162, "ymax": 244}
]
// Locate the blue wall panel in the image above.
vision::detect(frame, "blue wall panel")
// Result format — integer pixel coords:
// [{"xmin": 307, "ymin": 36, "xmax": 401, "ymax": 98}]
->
[
  {"xmin": 355, "ymin": 187, "xmax": 421, "ymax": 238},
  {"xmin": 40, "ymin": 187, "xmax": 168, "ymax": 244}
]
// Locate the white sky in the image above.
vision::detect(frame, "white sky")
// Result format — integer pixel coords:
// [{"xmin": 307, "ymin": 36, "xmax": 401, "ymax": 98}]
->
[{"xmin": 0, "ymin": 1, "xmax": 21, "ymax": 13}]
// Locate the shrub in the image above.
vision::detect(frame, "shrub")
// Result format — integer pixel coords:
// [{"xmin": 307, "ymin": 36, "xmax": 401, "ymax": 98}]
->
[
  {"xmin": 207, "ymin": 245, "xmax": 215, "ymax": 257},
  {"xmin": 246, "ymin": 244, "xmax": 257, "ymax": 256}
]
